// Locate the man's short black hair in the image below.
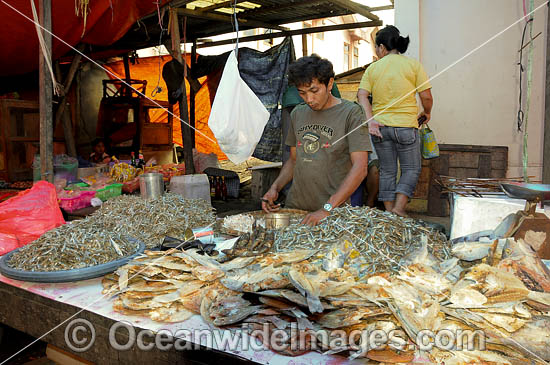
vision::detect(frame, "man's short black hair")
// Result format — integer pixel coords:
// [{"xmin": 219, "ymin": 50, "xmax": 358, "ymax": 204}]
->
[{"xmin": 288, "ymin": 54, "xmax": 335, "ymax": 87}]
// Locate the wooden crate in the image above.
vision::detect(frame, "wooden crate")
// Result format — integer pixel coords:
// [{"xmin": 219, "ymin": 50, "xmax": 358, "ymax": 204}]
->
[
  {"xmin": 250, "ymin": 163, "xmax": 283, "ymax": 201},
  {"xmin": 414, "ymin": 144, "xmax": 508, "ymax": 216}
]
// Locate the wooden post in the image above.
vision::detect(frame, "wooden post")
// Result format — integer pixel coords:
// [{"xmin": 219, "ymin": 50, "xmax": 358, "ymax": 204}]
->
[
  {"xmin": 190, "ymin": 40, "xmax": 197, "ymax": 148},
  {"xmin": 123, "ymin": 54, "xmax": 131, "ymax": 97},
  {"xmin": 39, "ymin": 0, "xmax": 53, "ymax": 183},
  {"xmin": 427, "ymin": 155, "xmax": 450, "ymax": 217},
  {"xmin": 543, "ymin": 5, "xmax": 550, "ymax": 183},
  {"xmin": 302, "ymin": 34, "xmax": 308, "ymax": 57},
  {"xmin": 170, "ymin": 8, "xmax": 194, "ymax": 174},
  {"xmin": 53, "ymin": 47, "xmax": 83, "ymax": 158}
]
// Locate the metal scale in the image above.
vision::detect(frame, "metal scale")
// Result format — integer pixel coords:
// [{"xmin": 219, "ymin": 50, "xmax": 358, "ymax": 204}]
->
[{"xmin": 500, "ymin": 183, "xmax": 550, "ymax": 259}]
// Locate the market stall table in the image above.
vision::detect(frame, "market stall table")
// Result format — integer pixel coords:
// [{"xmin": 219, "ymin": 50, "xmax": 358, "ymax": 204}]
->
[{"xmin": 0, "ymin": 274, "xmax": 354, "ymax": 365}]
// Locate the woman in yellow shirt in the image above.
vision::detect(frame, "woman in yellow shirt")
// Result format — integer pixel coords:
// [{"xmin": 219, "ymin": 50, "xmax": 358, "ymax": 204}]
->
[{"xmin": 357, "ymin": 25, "xmax": 433, "ymax": 217}]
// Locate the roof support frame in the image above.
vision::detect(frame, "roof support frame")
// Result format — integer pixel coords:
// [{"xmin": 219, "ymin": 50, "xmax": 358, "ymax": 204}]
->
[
  {"xmin": 197, "ymin": 19, "xmax": 382, "ymax": 48},
  {"xmin": 177, "ymin": 8, "xmax": 289, "ymax": 31},
  {"xmin": 329, "ymin": 0, "xmax": 379, "ymax": 21}
]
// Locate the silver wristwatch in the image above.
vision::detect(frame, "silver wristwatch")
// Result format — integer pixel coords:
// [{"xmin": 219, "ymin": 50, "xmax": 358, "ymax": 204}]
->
[{"xmin": 323, "ymin": 203, "xmax": 333, "ymax": 212}]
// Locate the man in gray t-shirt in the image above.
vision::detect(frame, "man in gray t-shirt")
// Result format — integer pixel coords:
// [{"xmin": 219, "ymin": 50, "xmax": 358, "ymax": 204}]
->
[{"xmin": 262, "ymin": 55, "xmax": 372, "ymax": 226}]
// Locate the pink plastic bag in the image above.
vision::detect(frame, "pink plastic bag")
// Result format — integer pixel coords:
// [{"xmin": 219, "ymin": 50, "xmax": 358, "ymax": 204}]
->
[{"xmin": 0, "ymin": 181, "xmax": 65, "ymax": 255}]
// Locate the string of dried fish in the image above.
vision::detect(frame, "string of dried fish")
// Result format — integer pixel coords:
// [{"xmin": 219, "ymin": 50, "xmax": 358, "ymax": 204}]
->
[
  {"xmin": 274, "ymin": 205, "xmax": 450, "ymax": 274},
  {"xmin": 8, "ymin": 218, "xmax": 138, "ymax": 272}
]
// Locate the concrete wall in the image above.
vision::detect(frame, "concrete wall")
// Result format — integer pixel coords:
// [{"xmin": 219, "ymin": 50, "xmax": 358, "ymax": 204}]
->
[{"xmin": 396, "ymin": 0, "xmax": 547, "ymax": 180}]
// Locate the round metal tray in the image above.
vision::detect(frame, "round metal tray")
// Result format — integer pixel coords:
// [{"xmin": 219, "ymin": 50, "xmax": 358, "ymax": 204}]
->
[
  {"xmin": 218, "ymin": 209, "xmax": 309, "ymax": 236},
  {"xmin": 0, "ymin": 238, "xmax": 145, "ymax": 283}
]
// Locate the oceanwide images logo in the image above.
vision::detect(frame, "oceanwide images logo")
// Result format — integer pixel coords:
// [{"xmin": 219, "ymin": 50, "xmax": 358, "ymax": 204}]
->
[{"xmin": 65, "ymin": 318, "xmax": 487, "ymax": 354}]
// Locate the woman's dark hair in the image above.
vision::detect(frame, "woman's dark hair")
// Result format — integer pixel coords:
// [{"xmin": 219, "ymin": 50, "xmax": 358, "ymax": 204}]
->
[
  {"xmin": 91, "ymin": 138, "xmax": 105, "ymax": 148},
  {"xmin": 288, "ymin": 54, "xmax": 335, "ymax": 87},
  {"xmin": 375, "ymin": 25, "xmax": 410, "ymax": 54}
]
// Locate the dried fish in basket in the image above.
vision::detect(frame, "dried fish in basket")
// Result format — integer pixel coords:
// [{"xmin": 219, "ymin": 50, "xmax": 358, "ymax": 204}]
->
[
  {"xmin": 88, "ymin": 194, "xmax": 215, "ymax": 248},
  {"xmin": 274, "ymin": 205, "xmax": 451, "ymax": 275},
  {"xmin": 6, "ymin": 217, "xmax": 140, "ymax": 272}
]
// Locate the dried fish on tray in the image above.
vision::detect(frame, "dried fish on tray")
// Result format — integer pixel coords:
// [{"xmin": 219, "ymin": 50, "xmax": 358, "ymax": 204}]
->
[
  {"xmin": 103, "ymin": 237, "xmax": 550, "ymax": 363},
  {"xmin": 274, "ymin": 205, "xmax": 450, "ymax": 274},
  {"xmin": 5, "ymin": 217, "xmax": 141, "ymax": 272},
  {"xmin": 89, "ymin": 194, "xmax": 215, "ymax": 248}
]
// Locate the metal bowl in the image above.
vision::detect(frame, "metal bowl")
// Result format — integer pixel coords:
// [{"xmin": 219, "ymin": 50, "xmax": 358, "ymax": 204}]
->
[{"xmin": 265, "ymin": 213, "xmax": 291, "ymax": 229}]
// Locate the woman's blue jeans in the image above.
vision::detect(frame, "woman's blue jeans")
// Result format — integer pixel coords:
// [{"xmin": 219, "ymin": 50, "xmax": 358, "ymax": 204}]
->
[{"xmin": 372, "ymin": 126, "xmax": 422, "ymax": 202}]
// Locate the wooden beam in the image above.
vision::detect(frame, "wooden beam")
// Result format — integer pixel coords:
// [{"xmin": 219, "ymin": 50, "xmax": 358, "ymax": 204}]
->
[
  {"xmin": 177, "ymin": 8, "xmax": 288, "ymax": 31},
  {"xmin": 53, "ymin": 63, "xmax": 77, "ymax": 158},
  {"xmin": 190, "ymin": 40, "xmax": 197, "ymax": 148},
  {"xmin": 329, "ymin": 0, "xmax": 379, "ymax": 21},
  {"xmin": 544, "ymin": 4, "xmax": 550, "ymax": 183},
  {"xmin": 368, "ymin": 5, "xmax": 394, "ymax": 11},
  {"xmin": 39, "ymin": 0, "xmax": 53, "ymax": 183},
  {"xmin": 302, "ymin": 33, "xmax": 308, "ymax": 57},
  {"xmin": 53, "ymin": 45, "xmax": 84, "ymax": 158},
  {"xmin": 198, "ymin": 20, "xmax": 382, "ymax": 48},
  {"xmin": 198, "ymin": 0, "xmax": 246, "ymax": 12},
  {"xmin": 123, "ymin": 54, "xmax": 131, "ymax": 97},
  {"xmin": 239, "ymin": 0, "xmax": 324, "ymax": 17},
  {"xmin": 170, "ymin": 8, "xmax": 195, "ymax": 174}
]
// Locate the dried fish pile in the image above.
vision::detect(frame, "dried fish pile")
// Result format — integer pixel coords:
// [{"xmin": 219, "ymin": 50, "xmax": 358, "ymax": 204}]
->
[
  {"xmin": 103, "ymin": 235, "xmax": 550, "ymax": 363},
  {"xmin": 274, "ymin": 206, "xmax": 450, "ymax": 274},
  {"xmin": 7, "ymin": 194, "xmax": 214, "ymax": 272},
  {"xmin": 90, "ymin": 194, "xmax": 215, "ymax": 248},
  {"xmin": 8, "ymin": 218, "xmax": 138, "ymax": 271}
]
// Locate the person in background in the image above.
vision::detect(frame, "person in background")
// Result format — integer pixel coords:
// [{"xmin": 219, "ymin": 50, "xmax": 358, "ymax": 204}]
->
[
  {"xmin": 89, "ymin": 138, "xmax": 111, "ymax": 164},
  {"xmin": 357, "ymin": 25, "xmax": 433, "ymax": 217},
  {"xmin": 262, "ymin": 54, "xmax": 372, "ymax": 226}
]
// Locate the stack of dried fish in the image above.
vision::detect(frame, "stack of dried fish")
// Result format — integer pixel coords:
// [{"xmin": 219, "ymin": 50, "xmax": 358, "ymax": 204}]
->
[
  {"xmin": 274, "ymin": 206, "xmax": 450, "ymax": 274},
  {"xmin": 88, "ymin": 194, "xmax": 215, "ymax": 248},
  {"xmin": 103, "ymin": 234, "xmax": 550, "ymax": 363},
  {"xmin": 8, "ymin": 218, "xmax": 139, "ymax": 271}
]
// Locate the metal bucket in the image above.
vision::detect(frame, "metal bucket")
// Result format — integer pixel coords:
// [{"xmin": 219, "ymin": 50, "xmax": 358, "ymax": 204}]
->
[
  {"xmin": 139, "ymin": 173, "xmax": 164, "ymax": 199},
  {"xmin": 265, "ymin": 213, "xmax": 291, "ymax": 229}
]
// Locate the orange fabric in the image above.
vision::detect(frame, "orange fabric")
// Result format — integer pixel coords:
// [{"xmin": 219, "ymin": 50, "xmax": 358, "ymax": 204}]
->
[
  {"xmin": 0, "ymin": 0, "xmax": 170, "ymax": 76},
  {"xmin": 103, "ymin": 55, "xmax": 227, "ymax": 160}
]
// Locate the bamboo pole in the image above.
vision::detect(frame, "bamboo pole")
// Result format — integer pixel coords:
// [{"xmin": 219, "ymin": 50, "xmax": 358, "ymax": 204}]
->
[
  {"xmin": 170, "ymin": 8, "xmax": 195, "ymax": 173},
  {"xmin": 39, "ymin": 0, "xmax": 53, "ymax": 182}
]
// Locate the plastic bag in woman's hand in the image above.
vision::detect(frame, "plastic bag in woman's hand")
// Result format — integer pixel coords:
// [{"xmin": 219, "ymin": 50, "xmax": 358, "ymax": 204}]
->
[
  {"xmin": 420, "ymin": 125, "xmax": 439, "ymax": 159},
  {"xmin": 208, "ymin": 50, "xmax": 270, "ymax": 164}
]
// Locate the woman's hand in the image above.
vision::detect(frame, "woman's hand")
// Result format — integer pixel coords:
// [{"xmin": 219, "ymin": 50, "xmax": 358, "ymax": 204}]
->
[
  {"xmin": 418, "ymin": 111, "xmax": 431, "ymax": 125},
  {"xmin": 368, "ymin": 119, "xmax": 383, "ymax": 138}
]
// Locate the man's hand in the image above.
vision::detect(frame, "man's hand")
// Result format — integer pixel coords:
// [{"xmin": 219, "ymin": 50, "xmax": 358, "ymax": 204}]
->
[
  {"xmin": 417, "ymin": 111, "xmax": 431, "ymax": 125},
  {"xmin": 301, "ymin": 209, "xmax": 330, "ymax": 226},
  {"xmin": 368, "ymin": 120, "xmax": 383, "ymax": 138},
  {"xmin": 261, "ymin": 187, "xmax": 281, "ymax": 213}
]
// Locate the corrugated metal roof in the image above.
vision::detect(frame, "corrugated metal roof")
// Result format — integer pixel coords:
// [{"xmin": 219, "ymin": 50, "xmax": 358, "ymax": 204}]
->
[{"xmin": 106, "ymin": 0, "xmax": 389, "ymax": 51}]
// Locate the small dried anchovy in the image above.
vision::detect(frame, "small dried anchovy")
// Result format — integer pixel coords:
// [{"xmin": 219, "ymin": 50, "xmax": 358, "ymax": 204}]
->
[
  {"xmin": 274, "ymin": 205, "xmax": 450, "ymax": 274},
  {"xmin": 8, "ymin": 219, "xmax": 138, "ymax": 272}
]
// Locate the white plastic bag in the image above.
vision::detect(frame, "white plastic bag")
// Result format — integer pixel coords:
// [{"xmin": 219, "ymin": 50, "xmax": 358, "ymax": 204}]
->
[{"xmin": 208, "ymin": 50, "xmax": 270, "ymax": 164}]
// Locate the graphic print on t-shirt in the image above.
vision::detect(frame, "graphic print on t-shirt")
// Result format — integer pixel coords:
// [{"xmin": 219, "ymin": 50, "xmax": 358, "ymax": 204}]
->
[{"xmin": 302, "ymin": 132, "xmax": 320, "ymax": 154}]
